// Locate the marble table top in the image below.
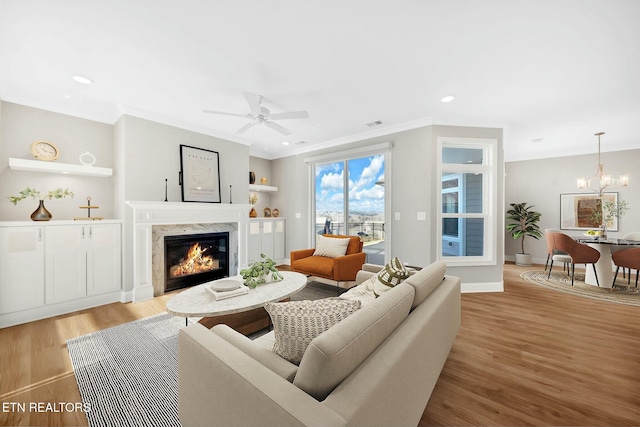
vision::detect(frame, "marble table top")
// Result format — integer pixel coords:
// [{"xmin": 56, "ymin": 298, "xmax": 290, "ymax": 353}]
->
[
  {"xmin": 576, "ymin": 238, "xmax": 640, "ymax": 245},
  {"xmin": 165, "ymin": 271, "xmax": 307, "ymax": 318}
]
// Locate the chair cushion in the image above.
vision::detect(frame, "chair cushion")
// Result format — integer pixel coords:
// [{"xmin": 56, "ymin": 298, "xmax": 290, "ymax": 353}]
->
[
  {"xmin": 313, "ymin": 235, "xmax": 350, "ymax": 258},
  {"xmin": 293, "ymin": 283, "xmax": 415, "ymax": 401},
  {"xmin": 264, "ymin": 298, "xmax": 361, "ymax": 365},
  {"xmin": 370, "ymin": 257, "xmax": 411, "ymax": 297},
  {"xmin": 322, "ymin": 234, "xmax": 362, "ymax": 255},
  {"xmin": 291, "ymin": 255, "xmax": 335, "ymax": 278}
]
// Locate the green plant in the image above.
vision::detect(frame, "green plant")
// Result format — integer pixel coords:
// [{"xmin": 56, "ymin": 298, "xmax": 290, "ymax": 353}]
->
[
  {"xmin": 8, "ymin": 187, "xmax": 74, "ymax": 205},
  {"xmin": 506, "ymin": 202, "xmax": 542, "ymax": 254},
  {"xmin": 240, "ymin": 253, "xmax": 283, "ymax": 288},
  {"xmin": 590, "ymin": 199, "xmax": 629, "ymax": 226}
]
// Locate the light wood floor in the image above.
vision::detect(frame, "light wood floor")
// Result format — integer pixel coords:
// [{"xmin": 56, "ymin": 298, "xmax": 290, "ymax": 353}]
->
[{"xmin": 1, "ymin": 263, "xmax": 639, "ymax": 426}]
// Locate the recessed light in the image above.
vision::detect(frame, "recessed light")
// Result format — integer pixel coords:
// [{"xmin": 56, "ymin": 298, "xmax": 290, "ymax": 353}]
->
[
  {"xmin": 72, "ymin": 75, "xmax": 93, "ymax": 85},
  {"xmin": 531, "ymin": 138, "xmax": 544, "ymax": 143},
  {"xmin": 282, "ymin": 141, "xmax": 290, "ymax": 146},
  {"xmin": 440, "ymin": 95, "xmax": 455, "ymax": 103}
]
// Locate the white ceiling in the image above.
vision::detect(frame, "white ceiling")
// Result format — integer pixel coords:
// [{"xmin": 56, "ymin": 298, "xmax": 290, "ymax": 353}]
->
[{"xmin": 1, "ymin": 0, "xmax": 639, "ymax": 161}]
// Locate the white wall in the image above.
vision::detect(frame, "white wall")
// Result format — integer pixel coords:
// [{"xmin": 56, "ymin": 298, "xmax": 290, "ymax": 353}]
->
[
  {"xmin": 272, "ymin": 124, "xmax": 504, "ymax": 289},
  {"xmin": 115, "ymin": 114, "xmax": 250, "ymax": 293},
  {"xmin": 0, "ymin": 102, "xmax": 115, "ymax": 220},
  {"xmin": 505, "ymin": 149, "xmax": 640, "ymax": 264}
]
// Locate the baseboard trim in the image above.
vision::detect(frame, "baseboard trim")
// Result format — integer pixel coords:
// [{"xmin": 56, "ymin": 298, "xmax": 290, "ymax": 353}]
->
[{"xmin": 461, "ymin": 281, "xmax": 504, "ymax": 293}]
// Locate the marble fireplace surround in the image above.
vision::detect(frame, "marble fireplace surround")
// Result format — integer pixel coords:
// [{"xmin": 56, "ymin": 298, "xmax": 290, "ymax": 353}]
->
[{"xmin": 127, "ymin": 201, "xmax": 251, "ymax": 302}]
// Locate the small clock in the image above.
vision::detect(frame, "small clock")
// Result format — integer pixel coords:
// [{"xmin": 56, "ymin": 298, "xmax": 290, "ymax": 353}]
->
[{"xmin": 30, "ymin": 140, "xmax": 59, "ymax": 161}]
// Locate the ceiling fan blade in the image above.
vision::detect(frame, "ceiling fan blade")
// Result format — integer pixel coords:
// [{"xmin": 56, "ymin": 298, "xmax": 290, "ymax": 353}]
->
[
  {"xmin": 264, "ymin": 120, "xmax": 292, "ymax": 135},
  {"xmin": 243, "ymin": 92, "xmax": 262, "ymax": 116},
  {"xmin": 236, "ymin": 121, "xmax": 256, "ymax": 134},
  {"xmin": 268, "ymin": 110, "xmax": 309, "ymax": 120},
  {"xmin": 202, "ymin": 109, "xmax": 247, "ymax": 118}
]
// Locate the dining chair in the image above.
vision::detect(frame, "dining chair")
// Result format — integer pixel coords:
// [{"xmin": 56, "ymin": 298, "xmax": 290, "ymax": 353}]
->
[
  {"xmin": 544, "ymin": 229, "xmax": 571, "ymax": 275},
  {"xmin": 616, "ymin": 232, "xmax": 640, "ymax": 279},
  {"xmin": 549, "ymin": 232, "xmax": 600, "ymax": 286},
  {"xmin": 611, "ymin": 247, "xmax": 640, "ymax": 288}
]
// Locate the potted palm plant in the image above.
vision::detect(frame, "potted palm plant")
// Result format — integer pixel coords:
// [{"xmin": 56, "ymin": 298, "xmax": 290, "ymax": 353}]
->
[{"xmin": 506, "ymin": 202, "xmax": 542, "ymax": 266}]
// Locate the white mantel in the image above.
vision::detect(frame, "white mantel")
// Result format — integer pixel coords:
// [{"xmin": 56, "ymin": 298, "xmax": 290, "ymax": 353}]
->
[{"xmin": 126, "ymin": 201, "xmax": 251, "ymax": 302}]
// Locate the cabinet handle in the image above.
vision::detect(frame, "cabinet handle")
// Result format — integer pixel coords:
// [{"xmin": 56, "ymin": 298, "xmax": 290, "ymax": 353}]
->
[
  {"xmin": 89, "ymin": 226, "xmax": 93, "ymax": 238},
  {"xmin": 82, "ymin": 227, "xmax": 85, "ymax": 239},
  {"xmin": 38, "ymin": 228, "xmax": 42, "ymax": 241}
]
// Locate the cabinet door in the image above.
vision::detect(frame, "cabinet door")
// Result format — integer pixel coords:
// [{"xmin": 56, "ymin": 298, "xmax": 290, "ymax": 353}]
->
[
  {"xmin": 0, "ymin": 227, "xmax": 45, "ymax": 314},
  {"xmin": 86, "ymin": 224, "xmax": 121, "ymax": 295},
  {"xmin": 273, "ymin": 220, "xmax": 285, "ymax": 260},
  {"xmin": 248, "ymin": 221, "xmax": 262, "ymax": 263},
  {"xmin": 45, "ymin": 225, "xmax": 87, "ymax": 304},
  {"xmin": 261, "ymin": 220, "xmax": 274, "ymax": 260}
]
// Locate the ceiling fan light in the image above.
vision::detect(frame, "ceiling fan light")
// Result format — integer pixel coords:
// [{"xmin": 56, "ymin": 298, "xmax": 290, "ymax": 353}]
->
[{"xmin": 72, "ymin": 75, "xmax": 92, "ymax": 85}]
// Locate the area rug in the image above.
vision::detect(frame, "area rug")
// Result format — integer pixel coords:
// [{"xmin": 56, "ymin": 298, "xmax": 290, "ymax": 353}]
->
[
  {"xmin": 66, "ymin": 281, "xmax": 334, "ymax": 427},
  {"xmin": 67, "ymin": 313, "xmax": 183, "ymax": 427},
  {"xmin": 520, "ymin": 270, "xmax": 640, "ymax": 307}
]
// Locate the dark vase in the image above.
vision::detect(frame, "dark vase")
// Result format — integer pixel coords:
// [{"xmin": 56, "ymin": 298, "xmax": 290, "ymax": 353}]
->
[
  {"xmin": 31, "ymin": 200, "xmax": 52, "ymax": 221},
  {"xmin": 249, "ymin": 171, "xmax": 256, "ymax": 185}
]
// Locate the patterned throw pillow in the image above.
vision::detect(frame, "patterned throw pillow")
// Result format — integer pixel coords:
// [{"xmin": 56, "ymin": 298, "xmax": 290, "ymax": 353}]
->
[
  {"xmin": 264, "ymin": 298, "xmax": 361, "ymax": 365},
  {"xmin": 371, "ymin": 257, "xmax": 411, "ymax": 297},
  {"xmin": 312, "ymin": 235, "xmax": 351, "ymax": 258}
]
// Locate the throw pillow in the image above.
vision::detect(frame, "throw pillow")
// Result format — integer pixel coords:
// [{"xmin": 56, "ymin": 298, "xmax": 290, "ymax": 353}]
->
[
  {"xmin": 313, "ymin": 235, "xmax": 351, "ymax": 258},
  {"xmin": 264, "ymin": 298, "xmax": 361, "ymax": 365},
  {"xmin": 371, "ymin": 257, "xmax": 411, "ymax": 297}
]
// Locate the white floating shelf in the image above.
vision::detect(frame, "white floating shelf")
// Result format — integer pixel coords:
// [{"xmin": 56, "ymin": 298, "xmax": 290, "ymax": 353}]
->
[
  {"xmin": 9, "ymin": 158, "xmax": 113, "ymax": 177},
  {"xmin": 249, "ymin": 184, "xmax": 278, "ymax": 192}
]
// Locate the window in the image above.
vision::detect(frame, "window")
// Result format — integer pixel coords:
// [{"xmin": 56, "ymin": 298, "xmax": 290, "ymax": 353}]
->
[
  {"xmin": 306, "ymin": 143, "xmax": 391, "ymax": 266},
  {"xmin": 437, "ymin": 138, "xmax": 497, "ymax": 265}
]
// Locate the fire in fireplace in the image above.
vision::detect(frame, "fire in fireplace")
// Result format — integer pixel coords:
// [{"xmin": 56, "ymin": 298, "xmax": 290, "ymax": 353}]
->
[{"xmin": 164, "ymin": 232, "xmax": 229, "ymax": 292}]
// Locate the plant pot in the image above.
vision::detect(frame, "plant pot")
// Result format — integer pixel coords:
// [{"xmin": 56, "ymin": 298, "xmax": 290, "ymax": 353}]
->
[
  {"xmin": 515, "ymin": 253, "xmax": 532, "ymax": 267},
  {"xmin": 31, "ymin": 200, "xmax": 52, "ymax": 221}
]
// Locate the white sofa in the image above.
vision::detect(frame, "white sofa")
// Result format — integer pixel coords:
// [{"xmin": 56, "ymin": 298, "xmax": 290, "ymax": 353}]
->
[{"xmin": 178, "ymin": 260, "xmax": 461, "ymax": 427}]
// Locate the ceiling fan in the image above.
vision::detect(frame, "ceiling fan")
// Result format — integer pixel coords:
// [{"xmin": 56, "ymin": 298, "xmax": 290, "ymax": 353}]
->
[{"xmin": 202, "ymin": 92, "xmax": 309, "ymax": 136}]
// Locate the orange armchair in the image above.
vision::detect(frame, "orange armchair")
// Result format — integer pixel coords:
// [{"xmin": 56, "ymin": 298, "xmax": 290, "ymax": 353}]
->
[{"xmin": 290, "ymin": 235, "xmax": 366, "ymax": 290}]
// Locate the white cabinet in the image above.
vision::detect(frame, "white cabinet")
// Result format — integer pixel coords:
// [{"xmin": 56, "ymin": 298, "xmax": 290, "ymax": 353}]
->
[
  {"xmin": 249, "ymin": 219, "xmax": 285, "ymax": 263},
  {"xmin": 0, "ymin": 221, "xmax": 122, "ymax": 328},
  {"xmin": 0, "ymin": 227, "xmax": 45, "ymax": 314},
  {"xmin": 45, "ymin": 224, "xmax": 121, "ymax": 304}
]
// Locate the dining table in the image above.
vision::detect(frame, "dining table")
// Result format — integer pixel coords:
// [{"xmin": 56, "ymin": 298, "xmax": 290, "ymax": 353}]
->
[{"xmin": 575, "ymin": 237, "xmax": 640, "ymax": 288}]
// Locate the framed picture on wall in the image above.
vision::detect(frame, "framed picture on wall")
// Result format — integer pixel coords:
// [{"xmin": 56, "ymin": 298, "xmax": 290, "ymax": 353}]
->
[
  {"xmin": 560, "ymin": 192, "xmax": 619, "ymax": 231},
  {"xmin": 179, "ymin": 145, "xmax": 221, "ymax": 203}
]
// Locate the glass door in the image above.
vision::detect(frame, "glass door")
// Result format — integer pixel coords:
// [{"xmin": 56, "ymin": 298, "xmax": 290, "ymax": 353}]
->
[{"xmin": 314, "ymin": 155, "xmax": 385, "ymax": 264}]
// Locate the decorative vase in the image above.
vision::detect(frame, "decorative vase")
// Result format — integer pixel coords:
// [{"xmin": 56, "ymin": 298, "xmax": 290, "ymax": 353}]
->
[
  {"xmin": 600, "ymin": 223, "xmax": 607, "ymax": 240},
  {"xmin": 249, "ymin": 171, "xmax": 256, "ymax": 185},
  {"xmin": 31, "ymin": 200, "xmax": 52, "ymax": 221},
  {"xmin": 249, "ymin": 207, "xmax": 257, "ymax": 218}
]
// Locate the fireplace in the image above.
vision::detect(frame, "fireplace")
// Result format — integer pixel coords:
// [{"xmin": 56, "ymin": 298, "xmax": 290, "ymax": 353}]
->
[{"xmin": 164, "ymin": 232, "xmax": 230, "ymax": 292}]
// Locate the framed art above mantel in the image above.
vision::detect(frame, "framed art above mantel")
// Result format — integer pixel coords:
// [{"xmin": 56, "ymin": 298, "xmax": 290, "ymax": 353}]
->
[
  {"xmin": 179, "ymin": 145, "xmax": 221, "ymax": 203},
  {"xmin": 560, "ymin": 192, "xmax": 619, "ymax": 231}
]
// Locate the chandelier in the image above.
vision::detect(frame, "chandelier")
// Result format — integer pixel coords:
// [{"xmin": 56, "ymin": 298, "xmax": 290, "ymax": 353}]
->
[{"xmin": 576, "ymin": 132, "xmax": 629, "ymax": 196}]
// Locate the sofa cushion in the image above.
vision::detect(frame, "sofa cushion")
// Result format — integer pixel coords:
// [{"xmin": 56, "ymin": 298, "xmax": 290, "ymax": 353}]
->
[
  {"xmin": 264, "ymin": 298, "xmax": 361, "ymax": 365},
  {"xmin": 210, "ymin": 324, "xmax": 298, "ymax": 382},
  {"xmin": 293, "ymin": 283, "xmax": 415, "ymax": 401},
  {"xmin": 313, "ymin": 235, "xmax": 351, "ymax": 258},
  {"xmin": 371, "ymin": 257, "xmax": 411, "ymax": 297},
  {"xmin": 403, "ymin": 260, "xmax": 447, "ymax": 309}
]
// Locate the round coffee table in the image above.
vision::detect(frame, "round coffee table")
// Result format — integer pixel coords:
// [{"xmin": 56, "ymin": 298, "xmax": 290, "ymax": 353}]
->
[{"xmin": 166, "ymin": 271, "xmax": 307, "ymax": 330}]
